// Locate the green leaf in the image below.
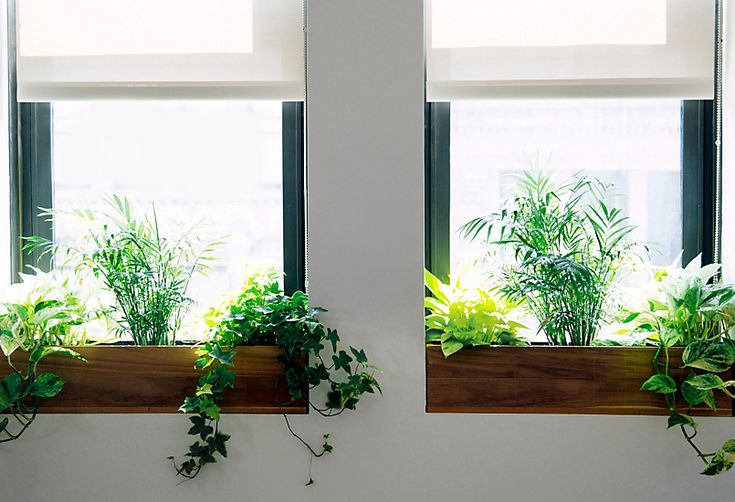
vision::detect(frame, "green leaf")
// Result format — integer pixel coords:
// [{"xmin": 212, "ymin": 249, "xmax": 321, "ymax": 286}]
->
[
  {"xmin": 721, "ymin": 439, "xmax": 735, "ymax": 454},
  {"xmin": 195, "ymin": 384, "xmax": 213, "ymax": 396},
  {"xmin": 188, "ymin": 415, "xmax": 214, "ymax": 440},
  {"xmin": 684, "ymin": 373, "xmax": 725, "ymax": 391},
  {"xmin": 683, "ymin": 342, "xmax": 735, "ymax": 373},
  {"xmin": 179, "ymin": 396, "xmax": 200, "ymax": 414},
  {"xmin": 667, "ymin": 413, "xmax": 697, "ymax": 430},
  {"xmin": 1, "ymin": 373, "xmax": 22, "ymax": 402},
  {"xmin": 202, "ymin": 402, "xmax": 220, "ymax": 421},
  {"xmin": 681, "ymin": 373, "xmax": 714, "ymax": 409},
  {"xmin": 322, "ymin": 433, "xmax": 333, "ymax": 454},
  {"xmin": 207, "ymin": 432, "xmax": 230, "ymax": 457},
  {"xmin": 424, "ymin": 269, "xmax": 449, "ymax": 304},
  {"xmin": 0, "ymin": 388, "xmax": 8, "ymax": 411},
  {"xmin": 209, "ymin": 345, "xmax": 235, "ymax": 367},
  {"xmin": 325, "ymin": 329, "xmax": 340, "ymax": 353},
  {"xmin": 640, "ymin": 374, "xmax": 677, "ymax": 394},
  {"xmin": 29, "ymin": 346, "xmax": 87, "ymax": 365},
  {"xmin": 349, "ymin": 347, "xmax": 368, "ymax": 365},
  {"xmin": 332, "ymin": 351, "xmax": 353, "ymax": 374},
  {"xmin": 28, "ymin": 372, "xmax": 65, "ymax": 398},
  {"xmin": 441, "ymin": 338, "xmax": 464, "ymax": 357},
  {"xmin": 702, "ymin": 451, "xmax": 734, "ymax": 476}
]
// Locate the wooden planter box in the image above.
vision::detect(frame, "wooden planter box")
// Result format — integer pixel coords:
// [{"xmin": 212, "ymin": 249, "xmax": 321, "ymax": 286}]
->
[
  {"xmin": 0, "ymin": 346, "xmax": 307, "ymax": 414},
  {"xmin": 426, "ymin": 345, "xmax": 734, "ymax": 416}
]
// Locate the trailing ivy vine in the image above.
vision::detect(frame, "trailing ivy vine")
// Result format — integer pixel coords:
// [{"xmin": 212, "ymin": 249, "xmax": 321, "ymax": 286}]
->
[{"xmin": 169, "ymin": 271, "xmax": 381, "ymax": 480}]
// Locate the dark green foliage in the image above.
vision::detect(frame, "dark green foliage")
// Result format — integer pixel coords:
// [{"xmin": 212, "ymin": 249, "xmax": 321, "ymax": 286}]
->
[
  {"xmin": 170, "ymin": 271, "xmax": 380, "ymax": 480},
  {"xmin": 461, "ymin": 170, "xmax": 637, "ymax": 345}
]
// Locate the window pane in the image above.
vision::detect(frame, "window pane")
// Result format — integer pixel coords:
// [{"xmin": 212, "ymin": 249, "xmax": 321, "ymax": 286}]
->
[
  {"xmin": 52, "ymin": 101, "xmax": 283, "ymax": 331},
  {"xmin": 450, "ymin": 99, "xmax": 682, "ymax": 272}
]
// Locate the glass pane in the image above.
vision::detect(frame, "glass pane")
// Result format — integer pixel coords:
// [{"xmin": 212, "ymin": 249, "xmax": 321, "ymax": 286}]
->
[
  {"xmin": 52, "ymin": 101, "xmax": 283, "ymax": 335},
  {"xmin": 450, "ymin": 99, "xmax": 682, "ymax": 273}
]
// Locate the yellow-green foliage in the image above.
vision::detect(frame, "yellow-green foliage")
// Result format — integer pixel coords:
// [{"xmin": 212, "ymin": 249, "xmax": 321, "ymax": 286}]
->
[{"xmin": 424, "ymin": 268, "xmax": 527, "ymax": 357}]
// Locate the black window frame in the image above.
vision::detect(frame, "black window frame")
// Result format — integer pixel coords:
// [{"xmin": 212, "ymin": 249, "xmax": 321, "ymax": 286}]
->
[
  {"xmin": 8, "ymin": 101, "xmax": 307, "ymax": 295},
  {"xmin": 425, "ymin": 100, "xmax": 718, "ymax": 278}
]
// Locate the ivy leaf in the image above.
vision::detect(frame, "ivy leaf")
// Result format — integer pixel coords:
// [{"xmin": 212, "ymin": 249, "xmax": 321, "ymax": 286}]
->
[
  {"xmin": 326, "ymin": 390, "xmax": 343, "ymax": 409},
  {"xmin": 683, "ymin": 342, "xmax": 735, "ymax": 373},
  {"xmin": 667, "ymin": 413, "xmax": 697, "ymax": 430},
  {"xmin": 202, "ymin": 402, "xmax": 220, "ymax": 421},
  {"xmin": 349, "ymin": 347, "xmax": 368, "ymax": 365},
  {"xmin": 188, "ymin": 415, "xmax": 214, "ymax": 440},
  {"xmin": 181, "ymin": 459, "xmax": 197, "ymax": 475},
  {"xmin": 332, "ymin": 351, "xmax": 353, "ymax": 375},
  {"xmin": 325, "ymin": 329, "xmax": 340, "ymax": 353},
  {"xmin": 196, "ymin": 384, "xmax": 213, "ymax": 396},
  {"xmin": 179, "ymin": 396, "xmax": 200, "ymax": 413},
  {"xmin": 640, "ymin": 374, "xmax": 677, "ymax": 394},
  {"xmin": 209, "ymin": 345, "xmax": 235, "ymax": 367},
  {"xmin": 28, "ymin": 372, "xmax": 65, "ymax": 398},
  {"xmin": 702, "ymin": 451, "xmax": 735, "ymax": 476},
  {"xmin": 207, "ymin": 432, "xmax": 230, "ymax": 457},
  {"xmin": 322, "ymin": 433, "xmax": 333, "ymax": 454}
]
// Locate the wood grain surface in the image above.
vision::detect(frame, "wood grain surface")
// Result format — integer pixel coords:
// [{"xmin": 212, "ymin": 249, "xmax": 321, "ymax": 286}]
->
[
  {"xmin": 426, "ymin": 345, "xmax": 733, "ymax": 416},
  {"xmin": 0, "ymin": 346, "xmax": 307, "ymax": 414}
]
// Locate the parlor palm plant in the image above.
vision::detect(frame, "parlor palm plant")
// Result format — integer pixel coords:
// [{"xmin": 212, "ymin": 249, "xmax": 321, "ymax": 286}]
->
[
  {"xmin": 25, "ymin": 196, "xmax": 221, "ymax": 345},
  {"xmin": 461, "ymin": 170, "xmax": 637, "ymax": 345}
]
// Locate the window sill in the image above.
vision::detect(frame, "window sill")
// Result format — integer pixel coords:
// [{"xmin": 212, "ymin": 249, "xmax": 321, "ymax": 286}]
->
[
  {"xmin": 425, "ymin": 345, "xmax": 733, "ymax": 416},
  {"xmin": 1, "ymin": 346, "xmax": 307, "ymax": 414}
]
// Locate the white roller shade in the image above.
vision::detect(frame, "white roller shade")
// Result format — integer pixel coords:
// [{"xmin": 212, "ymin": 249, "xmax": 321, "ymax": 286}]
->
[
  {"xmin": 17, "ymin": 0, "xmax": 304, "ymax": 101},
  {"xmin": 427, "ymin": 0, "xmax": 715, "ymax": 100}
]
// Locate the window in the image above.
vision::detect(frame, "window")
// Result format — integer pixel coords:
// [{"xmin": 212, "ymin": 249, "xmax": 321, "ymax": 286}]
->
[
  {"xmin": 15, "ymin": 101, "xmax": 305, "ymax": 335},
  {"xmin": 426, "ymin": 99, "xmax": 714, "ymax": 341},
  {"xmin": 8, "ymin": 0, "xmax": 306, "ymax": 338},
  {"xmin": 52, "ymin": 101, "xmax": 285, "ymax": 308}
]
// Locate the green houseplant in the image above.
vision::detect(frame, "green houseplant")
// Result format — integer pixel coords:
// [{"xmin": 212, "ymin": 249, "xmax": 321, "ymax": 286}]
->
[
  {"xmin": 424, "ymin": 268, "xmax": 526, "ymax": 356},
  {"xmin": 461, "ymin": 170, "xmax": 637, "ymax": 346},
  {"xmin": 631, "ymin": 258, "xmax": 735, "ymax": 475},
  {"xmin": 169, "ymin": 268, "xmax": 381, "ymax": 480},
  {"xmin": 26, "ymin": 195, "xmax": 220, "ymax": 345},
  {"xmin": 0, "ymin": 269, "xmax": 101, "ymax": 441}
]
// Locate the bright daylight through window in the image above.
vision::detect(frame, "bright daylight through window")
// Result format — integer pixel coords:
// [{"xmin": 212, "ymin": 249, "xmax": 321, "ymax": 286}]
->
[
  {"xmin": 451, "ymin": 99, "xmax": 682, "ymax": 271},
  {"xmin": 51, "ymin": 101, "xmax": 284, "ymax": 337}
]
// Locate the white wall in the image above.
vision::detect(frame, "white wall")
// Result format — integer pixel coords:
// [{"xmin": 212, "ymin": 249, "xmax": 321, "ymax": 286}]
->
[{"xmin": 2, "ymin": 1, "xmax": 735, "ymax": 501}]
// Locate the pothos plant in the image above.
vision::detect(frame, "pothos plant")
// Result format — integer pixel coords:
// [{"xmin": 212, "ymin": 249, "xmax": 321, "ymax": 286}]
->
[
  {"xmin": 424, "ymin": 268, "xmax": 527, "ymax": 356},
  {"xmin": 628, "ymin": 257, "xmax": 735, "ymax": 475},
  {"xmin": 169, "ymin": 268, "xmax": 381, "ymax": 480},
  {"xmin": 461, "ymin": 170, "xmax": 638, "ymax": 346},
  {"xmin": 0, "ymin": 269, "xmax": 101, "ymax": 442}
]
